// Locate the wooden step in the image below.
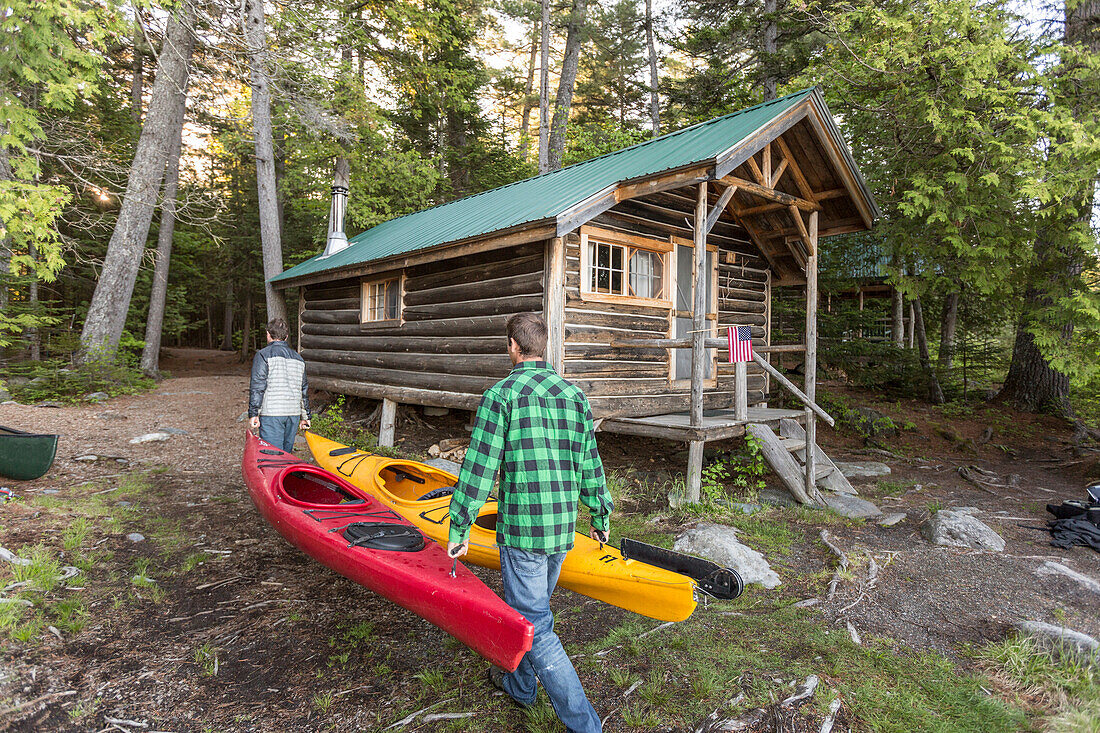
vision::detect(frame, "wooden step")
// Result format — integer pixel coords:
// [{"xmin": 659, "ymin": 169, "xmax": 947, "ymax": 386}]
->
[
  {"xmin": 815, "ymin": 465, "xmax": 834, "ymax": 480},
  {"xmin": 779, "ymin": 438, "xmax": 806, "ymax": 452}
]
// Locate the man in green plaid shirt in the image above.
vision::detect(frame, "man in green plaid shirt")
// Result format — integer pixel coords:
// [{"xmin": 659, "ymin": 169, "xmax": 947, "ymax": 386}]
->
[{"xmin": 448, "ymin": 313, "xmax": 611, "ymax": 733}]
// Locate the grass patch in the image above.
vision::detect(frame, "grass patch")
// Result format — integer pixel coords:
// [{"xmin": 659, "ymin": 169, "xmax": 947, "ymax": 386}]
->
[
  {"xmin": 978, "ymin": 634, "xmax": 1100, "ymax": 731},
  {"xmin": 195, "ymin": 643, "xmax": 220, "ymax": 677},
  {"xmin": 588, "ymin": 603, "xmax": 1028, "ymax": 732}
]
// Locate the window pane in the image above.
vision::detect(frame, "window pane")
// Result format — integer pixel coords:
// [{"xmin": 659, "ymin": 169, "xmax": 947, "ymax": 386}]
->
[
  {"xmin": 629, "ymin": 250, "xmax": 664, "ymax": 299},
  {"xmin": 385, "ymin": 280, "xmax": 399, "ymax": 319},
  {"xmin": 611, "ymin": 244, "xmax": 623, "ymax": 272}
]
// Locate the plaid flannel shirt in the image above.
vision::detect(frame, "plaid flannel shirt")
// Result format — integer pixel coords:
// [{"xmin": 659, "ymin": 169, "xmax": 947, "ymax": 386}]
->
[{"xmin": 448, "ymin": 360, "xmax": 612, "ymax": 555}]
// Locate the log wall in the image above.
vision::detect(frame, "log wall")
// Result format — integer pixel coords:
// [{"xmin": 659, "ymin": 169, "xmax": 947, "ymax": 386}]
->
[
  {"xmin": 300, "ymin": 242, "xmax": 544, "ymax": 405},
  {"xmin": 563, "ymin": 210, "xmax": 772, "ymax": 419}
]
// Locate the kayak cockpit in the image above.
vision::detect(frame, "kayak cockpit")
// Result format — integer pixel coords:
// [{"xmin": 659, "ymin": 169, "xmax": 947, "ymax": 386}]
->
[
  {"xmin": 380, "ymin": 464, "xmax": 457, "ymax": 502},
  {"xmin": 280, "ymin": 470, "xmax": 366, "ymax": 506}
]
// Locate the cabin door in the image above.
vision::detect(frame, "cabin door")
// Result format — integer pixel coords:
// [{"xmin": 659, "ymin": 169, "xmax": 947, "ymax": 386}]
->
[{"xmin": 671, "ymin": 243, "xmax": 716, "ymax": 382}]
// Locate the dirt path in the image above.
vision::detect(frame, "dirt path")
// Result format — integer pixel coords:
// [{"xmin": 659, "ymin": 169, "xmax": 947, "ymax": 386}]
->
[{"xmin": 1, "ymin": 350, "xmax": 1097, "ymax": 732}]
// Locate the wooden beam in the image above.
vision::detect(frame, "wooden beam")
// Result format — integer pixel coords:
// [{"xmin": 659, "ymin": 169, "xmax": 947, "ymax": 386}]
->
[
  {"xmin": 763, "ymin": 216, "xmax": 865, "ymax": 239},
  {"xmin": 704, "ymin": 185, "xmax": 738, "ymax": 233},
  {"xmin": 788, "ymin": 205, "xmax": 815, "ymax": 256},
  {"xmin": 724, "ymin": 199, "xmax": 795, "ymax": 280},
  {"xmin": 762, "ymin": 143, "xmax": 771, "ymax": 187},
  {"xmin": 544, "ymin": 236, "xmax": 565, "ymax": 372},
  {"xmin": 616, "ymin": 165, "xmax": 712, "ymax": 202},
  {"xmin": 734, "ymin": 361, "xmax": 748, "ymax": 421},
  {"xmin": 274, "ymin": 223, "xmax": 557, "ymax": 289},
  {"xmin": 378, "ymin": 398, "xmax": 397, "ymax": 447},
  {"xmin": 752, "ymin": 354, "xmax": 834, "ymax": 427},
  {"xmin": 690, "ymin": 182, "xmax": 708, "ymax": 428},
  {"xmin": 717, "ymin": 175, "xmax": 819, "ymax": 212},
  {"xmin": 686, "ymin": 440, "xmax": 704, "ymax": 503},
  {"xmin": 557, "ymin": 185, "xmax": 618, "ymax": 236},
  {"xmin": 774, "ymin": 136, "xmax": 817, "ymax": 204},
  {"xmin": 770, "ymin": 157, "xmax": 788, "ymax": 188},
  {"xmin": 746, "ymin": 156, "xmax": 767, "ymax": 186}
]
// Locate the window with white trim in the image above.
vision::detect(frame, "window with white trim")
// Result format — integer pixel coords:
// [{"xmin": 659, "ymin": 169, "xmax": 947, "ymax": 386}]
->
[
  {"xmin": 361, "ymin": 276, "xmax": 401, "ymax": 323},
  {"xmin": 580, "ymin": 227, "xmax": 671, "ymax": 306}
]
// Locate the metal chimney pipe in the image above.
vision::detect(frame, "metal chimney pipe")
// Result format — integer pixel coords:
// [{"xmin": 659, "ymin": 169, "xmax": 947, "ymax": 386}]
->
[{"xmin": 320, "ymin": 158, "xmax": 351, "ymax": 258}]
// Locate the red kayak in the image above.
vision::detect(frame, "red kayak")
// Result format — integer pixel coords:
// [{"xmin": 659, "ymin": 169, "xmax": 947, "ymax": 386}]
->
[{"xmin": 241, "ymin": 431, "xmax": 533, "ymax": 671}]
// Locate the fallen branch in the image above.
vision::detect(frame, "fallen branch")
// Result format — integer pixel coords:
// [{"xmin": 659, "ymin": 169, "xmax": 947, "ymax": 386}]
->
[
  {"xmin": 781, "ymin": 675, "xmax": 818, "ymax": 706},
  {"xmin": 957, "ymin": 466, "xmax": 1001, "ymax": 495},
  {"xmin": 637, "ymin": 621, "xmax": 674, "ymax": 639},
  {"xmin": 820, "ymin": 530, "xmax": 848, "ymax": 601},
  {"xmin": 866, "ymin": 551, "xmax": 879, "ymax": 589},
  {"xmin": 692, "ymin": 693, "xmax": 746, "ymax": 733},
  {"xmin": 820, "ymin": 697, "xmax": 842, "ymax": 733},
  {"xmin": 104, "ymin": 716, "xmax": 149, "ymax": 728},
  {"xmin": 385, "ymin": 698, "xmax": 453, "ymax": 729},
  {"xmin": 846, "ymin": 621, "xmax": 861, "ymax": 645},
  {"xmin": 422, "ymin": 713, "xmax": 475, "ymax": 723},
  {"xmin": 0, "ymin": 689, "xmax": 78, "ymax": 718},
  {"xmin": 623, "ymin": 680, "xmax": 642, "ymax": 698}
]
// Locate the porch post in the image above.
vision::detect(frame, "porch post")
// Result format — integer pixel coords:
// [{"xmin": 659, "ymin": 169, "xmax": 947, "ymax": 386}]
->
[
  {"xmin": 378, "ymin": 397, "xmax": 397, "ymax": 447},
  {"xmin": 544, "ymin": 236, "xmax": 566, "ymax": 373},
  {"xmin": 803, "ymin": 211, "xmax": 819, "ymax": 502},
  {"xmin": 687, "ymin": 182, "xmax": 708, "ymax": 502}
]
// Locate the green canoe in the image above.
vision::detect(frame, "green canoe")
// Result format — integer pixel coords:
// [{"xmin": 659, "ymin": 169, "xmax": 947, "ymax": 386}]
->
[{"xmin": 0, "ymin": 425, "xmax": 59, "ymax": 481}]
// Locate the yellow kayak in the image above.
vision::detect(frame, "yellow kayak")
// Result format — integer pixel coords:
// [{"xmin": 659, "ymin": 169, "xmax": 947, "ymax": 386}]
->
[{"xmin": 306, "ymin": 431, "xmax": 700, "ymax": 622}]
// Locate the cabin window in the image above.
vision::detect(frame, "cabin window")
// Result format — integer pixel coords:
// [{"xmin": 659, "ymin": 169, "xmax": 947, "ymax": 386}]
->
[
  {"xmin": 361, "ymin": 276, "xmax": 401, "ymax": 323},
  {"xmin": 579, "ymin": 226, "xmax": 672, "ymax": 307}
]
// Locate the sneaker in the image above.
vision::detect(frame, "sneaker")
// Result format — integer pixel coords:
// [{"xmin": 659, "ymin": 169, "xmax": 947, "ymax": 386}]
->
[{"xmin": 487, "ymin": 665, "xmax": 507, "ymax": 692}]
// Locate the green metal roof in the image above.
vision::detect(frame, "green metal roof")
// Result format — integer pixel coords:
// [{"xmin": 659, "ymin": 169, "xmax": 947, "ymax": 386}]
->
[{"xmin": 272, "ymin": 88, "xmax": 856, "ymax": 285}]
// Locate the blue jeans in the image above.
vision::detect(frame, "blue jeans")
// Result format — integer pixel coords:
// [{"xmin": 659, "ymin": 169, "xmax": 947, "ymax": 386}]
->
[
  {"xmin": 499, "ymin": 545, "xmax": 601, "ymax": 733},
  {"xmin": 259, "ymin": 415, "xmax": 298, "ymax": 453}
]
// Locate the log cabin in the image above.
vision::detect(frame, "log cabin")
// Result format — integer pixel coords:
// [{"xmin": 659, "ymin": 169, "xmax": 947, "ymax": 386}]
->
[{"xmin": 271, "ymin": 88, "xmax": 880, "ymax": 503}]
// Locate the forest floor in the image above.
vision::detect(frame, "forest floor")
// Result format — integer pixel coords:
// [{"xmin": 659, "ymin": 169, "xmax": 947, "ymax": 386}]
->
[{"xmin": 1, "ymin": 348, "xmax": 1098, "ymax": 732}]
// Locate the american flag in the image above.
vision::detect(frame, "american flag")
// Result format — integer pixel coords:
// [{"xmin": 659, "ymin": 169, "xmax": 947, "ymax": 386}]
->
[{"xmin": 728, "ymin": 326, "xmax": 753, "ymax": 363}]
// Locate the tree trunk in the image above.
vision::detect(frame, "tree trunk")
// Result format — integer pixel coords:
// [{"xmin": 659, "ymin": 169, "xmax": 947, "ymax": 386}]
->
[
  {"xmin": 538, "ymin": 0, "xmax": 550, "ymax": 174},
  {"xmin": 518, "ymin": 20, "xmax": 539, "ymax": 162},
  {"xmin": 912, "ymin": 297, "xmax": 945, "ymax": 404},
  {"xmin": 220, "ymin": 283, "xmax": 234, "ymax": 350},
  {"xmin": 79, "ymin": 7, "xmax": 195, "ymax": 362},
  {"xmin": 645, "ymin": 0, "xmax": 660, "ymax": 137},
  {"xmin": 27, "ymin": 242, "xmax": 39, "ymax": 360},
  {"xmin": 998, "ymin": 0, "xmax": 1097, "ymax": 416},
  {"xmin": 762, "ymin": 0, "xmax": 778, "ymax": 101},
  {"xmin": 548, "ymin": 0, "xmax": 587, "ymax": 172},
  {"xmin": 938, "ymin": 290, "xmax": 958, "ymax": 372},
  {"xmin": 890, "ymin": 287, "xmax": 904, "ymax": 347},
  {"xmin": 0, "ymin": 147, "xmax": 11, "ymax": 314},
  {"xmin": 140, "ymin": 82, "xmax": 188, "ymax": 378},
  {"xmin": 131, "ymin": 11, "xmax": 145, "ymax": 126},
  {"xmin": 240, "ymin": 289, "xmax": 253, "ymax": 362},
  {"xmin": 243, "ymin": 0, "xmax": 288, "ymax": 324}
]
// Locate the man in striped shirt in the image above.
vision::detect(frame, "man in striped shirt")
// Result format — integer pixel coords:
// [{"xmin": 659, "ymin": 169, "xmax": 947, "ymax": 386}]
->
[
  {"xmin": 448, "ymin": 312, "xmax": 611, "ymax": 733},
  {"xmin": 248, "ymin": 318, "xmax": 310, "ymax": 453}
]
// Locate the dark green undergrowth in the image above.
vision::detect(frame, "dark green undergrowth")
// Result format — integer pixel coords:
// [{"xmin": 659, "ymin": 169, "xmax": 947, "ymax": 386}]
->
[
  {"xmin": 2, "ymin": 355, "xmax": 155, "ymax": 404},
  {"xmin": 308, "ymin": 395, "xmax": 413, "ymax": 459}
]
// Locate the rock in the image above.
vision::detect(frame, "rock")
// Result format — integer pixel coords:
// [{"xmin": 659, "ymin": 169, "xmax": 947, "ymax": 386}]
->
[
  {"xmin": 28, "ymin": 376, "xmax": 47, "ymax": 386},
  {"xmin": 37, "ymin": 401, "xmax": 64, "ymax": 408},
  {"xmin": 424, "ymin": 458, "xmax": 462, "ymax": 474},
  {"xmin": 6, "ymin": 376, "xmax": 30, "ymax": 387},
  {"xmin": 428, "ymin": 444, "xmax": 441, "ymax": 457},
  {"xmin": 129, "ymin": 432, "xmax": 171, "ymax": 444},
  {"xmin": 725, "ymin": 502, "xmax": 763, "ymax": 515},
  {"xmin": 673, "ymin": 522, "xmax": 781, "ymax": 589},
  {"xmin": 921, "ymin": 510, "xmax": 1005, "ymax": 551},
  {"xmin": 74, "ymin": 455, "xmax": 99, "ymax": 462},
  {"xmin": 849, "ymin": 407, "xmax": 898, "ymax": 438},
  {"xmin": 126, "ymin": 533, "xmax": 145, "ymax": 543},
  {"xmin": 1015, "ymin": 620, "xmax": 1099, "ymax": 658},
  {"xmin": 833, "ymin": 461, "xmax": 892, "ymax": 479},
  {"xmin": 877, "ymin": 512, "xmax": 907, "ymax": 527},
  {"xmin": 42, "ymin": 489, "xmax": 59, "ymax": 495},
  {"xmin": 159, "ymin": 427, "xmax": 189, "ymax": 435},
  {"xmin": 97, "ymin": 412, "xmax": 126, "ymax": 421},
  {"xmin": 237, "ymin": 411, "xmax": 248, "ymax": 423},
  {"xmin": 115, "ymin": 501, "xmax": 132, "ymax": 507},
  {"xmin": 0, "ymin": 547, "xmax": 32, "ymax": 566},
  {"xmin": 1034, "ymin": 561, "xmax": 1100, "ymax": 596},
  {"xmin": 758, "ymin": 488, "xmax": 798, "ymax": 508},
  {"xmin": 823, "ymin": 493, "xmax": 882, "ymax": 519},
  {"xmin": 0, "ymin": 389, "xmax": 10, "ymax": 402},
  {"xmin": 1, "ymin": 400, "xmax": 18, "ymax": 405},
  {"xmin": 86, "ymin": 392, "xmax": 110, "ymax": 402},
  {"xmin": 423, "ymin": 406, "xmax": 449, "ymax": 417}
]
